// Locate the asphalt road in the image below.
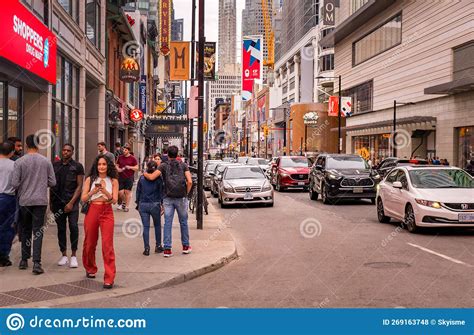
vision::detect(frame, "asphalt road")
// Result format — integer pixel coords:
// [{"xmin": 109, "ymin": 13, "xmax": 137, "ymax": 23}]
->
[{"xmin": 67, "ymin": 189, "xmax": 473, "ymax": 308}]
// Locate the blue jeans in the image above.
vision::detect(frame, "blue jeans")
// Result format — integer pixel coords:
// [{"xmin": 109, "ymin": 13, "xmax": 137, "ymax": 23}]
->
[
  {"xmin": 138, "ymin": 202, "xmax": 162, "ymax": 249},
  {"xmin": 163, "ymin": 197, "xmax": 189, "ymax": 250},
  {"xmin": 0, "ymin": 194, "xmax": 16, "ymax": 258}
]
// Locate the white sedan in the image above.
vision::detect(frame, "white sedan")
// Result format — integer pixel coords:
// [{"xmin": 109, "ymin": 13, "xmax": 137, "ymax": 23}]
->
[{"xmin": 376, "ymin": 166, "xmax": 474, "ymax": 233}]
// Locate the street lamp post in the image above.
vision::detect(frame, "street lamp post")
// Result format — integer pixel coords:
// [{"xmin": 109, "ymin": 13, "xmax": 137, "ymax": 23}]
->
[
  {"xmin": 196, "ymin": 0, "xmax": 205, "ymax": 229},
  {"xmin": 316, "ymin": 75, "xmax": 342, "ymax": 153},
  {"xmin": 393, "ymin": 100, "xmax": 416, "ymax": 157}
]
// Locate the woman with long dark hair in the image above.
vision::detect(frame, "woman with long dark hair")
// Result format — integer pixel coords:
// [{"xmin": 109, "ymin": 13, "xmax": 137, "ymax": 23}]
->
[
  {"xmin": 136, "ymin": 160, "xmax": 164, "ymax": 255},
  {"xmin": 81, "ymin": 155, "xmax": 119, "ymax": 289}
]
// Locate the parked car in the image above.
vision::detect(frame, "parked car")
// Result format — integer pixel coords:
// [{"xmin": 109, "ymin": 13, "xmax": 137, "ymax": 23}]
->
[
  {"xmin": 204, "ymin": 160, "xmax": 222, "ymax": 190},
  {"xmin": 223, "ymin": 157, "xmax": 234, "ymax": 163},
  {"xmin": 309, "ymin": 154, "xmax": 381, "ymax": 204},
  {"xmin": 247, "ymin": 158, "xmax": 270, "ymax": 174},
  {"xmin": 218, "ymin": 165, "xmax": 273, "ymax": 208},
  {"xmin": 210, "ymin": 162, "xmax": 236, "ymax": 196},
  {"xmin": 271, "ymin": 156, "xmax": 311, "ymax": 192},
  {"xmin": 376, "ymin": 157, "xmax": 429, "ymax": 178},
  {"xmin": 376, "ymin": 166, "xmax": 474, "ymax": 233}
]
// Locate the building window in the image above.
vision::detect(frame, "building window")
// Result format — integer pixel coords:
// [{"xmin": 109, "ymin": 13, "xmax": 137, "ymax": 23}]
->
[
  {"xmin": 353, "ymin": 134, "xmax": 391, "ymax": 162},
  {"xmin": 58, "ymin": 0, "xmax": 79, "ymax": 22},
  {"xmin": 350, "ymin": 0, "xmax": 370, "ymax": 14},
  {"xmin": 0, "ymin": 82, "xmax": 22, "ymax": 141},
  {"xmin": 320, "ymin": 54, "xmax": 334, "ymax": 71},
  {"xmin": 353, "ymin": 13, "xmax": 402, "ymax": 66},
  {"xmin": 341, "ymin": 80, "xmax": 373, "ymax": 115},
  {"xmin": 86, "ymin": 0, "xmax": 101, "ymax": 49},
  {"xmin": 457, "ymin": 127, "xmax": 474, "ymax": 169},
  {"xmin": 52, "ymin": 56, "xmax": 80, "ymax": 160}
]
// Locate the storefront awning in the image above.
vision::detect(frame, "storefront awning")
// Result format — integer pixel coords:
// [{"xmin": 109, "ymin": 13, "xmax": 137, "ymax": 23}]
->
[
  {"xmin": 424, "ymin": 76, "xmax": 474, "ymax": 95},
  {"xmin": 334, "ymin": 116, "xmax": 437, "ymax": 133}
]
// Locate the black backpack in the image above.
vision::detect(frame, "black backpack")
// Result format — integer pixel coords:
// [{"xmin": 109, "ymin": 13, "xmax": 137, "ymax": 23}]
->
[{"xmin": 163, "ymin": 161, "xmax": 187, "ymax": 198}]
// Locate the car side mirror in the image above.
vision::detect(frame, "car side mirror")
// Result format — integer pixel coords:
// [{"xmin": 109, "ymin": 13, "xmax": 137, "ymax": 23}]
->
[
  {"xmin": 315, "ymin": 165, "xmax": 323, "ymax": 171},
  {"xmin": 393, "ymin": 181, "xmax": 403, "ymax": 189}
]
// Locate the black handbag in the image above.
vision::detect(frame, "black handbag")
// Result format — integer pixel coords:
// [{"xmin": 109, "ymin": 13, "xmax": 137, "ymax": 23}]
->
[{"xmin": 81, "ymin": 201, "xmax": 91, "ymax": 214}]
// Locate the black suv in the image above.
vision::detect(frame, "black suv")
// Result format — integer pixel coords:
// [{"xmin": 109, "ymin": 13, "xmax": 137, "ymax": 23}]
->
[
  {"xmin": 309, "ymin": 154, "xmax": 381, "ymax": 204},
  {"xmin": 375, "ymin": 157, "xmax": 429, "ymax": 178}
]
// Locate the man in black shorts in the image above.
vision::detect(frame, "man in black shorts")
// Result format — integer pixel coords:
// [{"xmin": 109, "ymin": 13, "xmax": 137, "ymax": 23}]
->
[{"xmin": 116, "ymin": 145, "xmax": 138, "ymax": 211}]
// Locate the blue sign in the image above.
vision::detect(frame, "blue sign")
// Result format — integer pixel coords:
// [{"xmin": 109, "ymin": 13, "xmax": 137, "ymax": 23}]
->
[
  {"xmin": 175, "ymin": 98, "xmax": 186, "ymax": 115},
  {"xmin": 139, "ymin": 75, "xmax": 146, "ymax": 114},
  {"xmin": 0, "ymin": 309, "xmax": 471, "ymax": 335}
]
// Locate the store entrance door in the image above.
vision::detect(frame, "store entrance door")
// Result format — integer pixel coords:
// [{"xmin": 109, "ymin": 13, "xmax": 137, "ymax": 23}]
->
[{"xmin": 0, "ymin": 82, "xmax": 22, "ymax": 142}]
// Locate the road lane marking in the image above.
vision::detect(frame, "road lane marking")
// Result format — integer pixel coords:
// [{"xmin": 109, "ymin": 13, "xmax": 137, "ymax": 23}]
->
[{"xmin": 407, "ymin": 243, "xmax": 473, "ymax": 267}]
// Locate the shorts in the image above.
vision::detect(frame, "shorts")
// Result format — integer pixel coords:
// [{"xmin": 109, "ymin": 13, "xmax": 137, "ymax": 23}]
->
[{"xmin": 119, "ymin": 178, "xmax": 134, "ymax": 191}]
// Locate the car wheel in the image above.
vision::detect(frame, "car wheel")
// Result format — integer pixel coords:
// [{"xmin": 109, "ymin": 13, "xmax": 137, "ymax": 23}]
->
[
  {"xmin": 321, "ymin": 183, "xmax": 332, "ymax": 205},
  {"xmin": 404, "ymin": 204, "xmax": 420, "ymax": 233},
  {"xmin": 276, "ymin": 178, "xmax": 284, "ymax": 192},
  {"xmin": 377, "ymin": 198, "xmax": 391, "ymax": 223},
  {"xmin": 220, "ymin": 201, "xmax": 227, "ymax": 208},
  {"xmin": 309, "ymin": 183, "xmax": 318, "ymax": 200}
]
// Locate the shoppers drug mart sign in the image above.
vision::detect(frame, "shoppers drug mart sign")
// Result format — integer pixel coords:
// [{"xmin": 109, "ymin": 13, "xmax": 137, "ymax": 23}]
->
[{"xmin": 0, "ymin": 0, "xmax": 57, "ymax": 84}]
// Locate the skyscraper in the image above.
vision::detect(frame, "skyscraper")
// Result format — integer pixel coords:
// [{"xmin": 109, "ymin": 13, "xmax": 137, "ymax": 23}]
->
[{"xmin": 218, "ymin": 0, "xmax": 237, "ymax": 71}]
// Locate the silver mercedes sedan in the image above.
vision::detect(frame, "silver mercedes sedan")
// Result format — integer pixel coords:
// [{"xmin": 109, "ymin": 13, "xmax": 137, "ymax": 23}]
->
[{"xmin": 218, "ymin": 165, "xmax": 274, "ymax": 208}]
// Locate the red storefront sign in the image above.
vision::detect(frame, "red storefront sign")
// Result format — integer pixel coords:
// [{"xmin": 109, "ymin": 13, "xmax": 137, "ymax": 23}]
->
[
  {"xmin": 159, "ymin": 0, "xmax": 171, "ymax": 55},
  {"xmin": 0, "ymin": 0, "xmax": 57, "ymax": 84},
  {"xmin": 129, "ymin": 108, "xmax": 143, "ymax": 122}
]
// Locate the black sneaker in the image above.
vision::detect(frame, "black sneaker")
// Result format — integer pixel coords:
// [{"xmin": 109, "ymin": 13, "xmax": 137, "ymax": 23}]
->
[
  {"xmin": 155, "ymin": 246, "xmax": 164, "ymax": 254},
  {"xmin": 143, "ymin": 247, "xmax": 150, "ymax": 256},
  {"xmin": 0, "ymin": 256, "xmax": 12, "ymax": 267},
  {"xmin": 19, "ymin": 259, "xmax": 28, "ymax": 270},
  {"xmin": 32, "ymin": 262, "xmax": 44, "ymax": 275}
]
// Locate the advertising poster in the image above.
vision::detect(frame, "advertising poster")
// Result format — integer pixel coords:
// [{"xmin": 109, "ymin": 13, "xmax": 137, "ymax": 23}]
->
[
  {"xmin": 242, "ymin": 36, "xmax": 262, "ymax": 101},
  {"xmin": 159, "ymin": 0, "xmax": 171, "ymax": 55},
  {"xmin": 170, "ymin": 42, "xmax": 190, "ymax": 81},
  {"xmin": 195, "ymin": 42, "xmax": 216, "ymax": 80}
]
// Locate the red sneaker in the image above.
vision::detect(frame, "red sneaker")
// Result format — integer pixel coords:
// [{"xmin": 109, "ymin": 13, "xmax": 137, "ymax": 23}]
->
[
  {"xmin": 163, "ymin": 249, "xmax": 173, "ymax": 258},
  {"xmin": 182, "ymin": 246, "xmax": 192, "ymax": 254}
]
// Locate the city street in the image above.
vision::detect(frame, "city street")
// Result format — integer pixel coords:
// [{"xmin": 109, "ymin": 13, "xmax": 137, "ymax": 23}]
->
[{"xmin": 63, "ymin": 190, "xmax": 473, "ymax": 308}]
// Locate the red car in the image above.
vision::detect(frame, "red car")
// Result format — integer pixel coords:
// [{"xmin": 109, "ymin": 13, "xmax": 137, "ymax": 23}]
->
[{"xmin": 271, "ymin": 156, "xmax": 311, "ymax": 191}]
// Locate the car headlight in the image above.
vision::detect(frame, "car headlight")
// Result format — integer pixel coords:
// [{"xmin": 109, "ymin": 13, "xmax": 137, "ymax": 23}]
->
[
  {"xmin": 223, "ymin": 185, "xmax": 234, "ymax": 193},
  {"xmin": 415, "ymin": 199, "xmax": 442, "ymax": 209},
  {"xmin": 280, "ymin": 173, "xmax": 289, "ymax": 178},
  {"xmin": 262, "ymin": 183, "xmax": 272, "ymax": 191},
  {"xmin": 328, "ymin": 173, "xmax": 340, "ymax": 180},
  {"xmin": 373, "ymin": 174, "xmax": 381, "ymax": 180}
]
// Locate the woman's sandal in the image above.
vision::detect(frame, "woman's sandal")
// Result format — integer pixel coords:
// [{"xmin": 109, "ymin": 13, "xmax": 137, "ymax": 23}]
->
[{"xmin": 86, "ymin": 273, "xmax": 96, "ymax": 279}]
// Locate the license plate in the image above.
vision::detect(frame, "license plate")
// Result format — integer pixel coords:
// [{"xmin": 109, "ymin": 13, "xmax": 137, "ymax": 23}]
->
[
  {"xmin": 298, "ymin": 182, "xmax": 305, "ymax": 186},
  {"xmin": 353, "ymin": 187, "xmax": 363, "ymax": 193},
  {"xmin": 459, "ymin": 213, "xmax": 474, "ymax": 222},
  {"xmin": 244, "ymin": 192, "xmax": 254, "ymax": 200}
]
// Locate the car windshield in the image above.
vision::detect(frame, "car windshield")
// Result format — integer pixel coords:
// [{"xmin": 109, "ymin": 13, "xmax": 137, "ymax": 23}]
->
[
  {"xmin": 280, "ymin": 157, "xmax": 309, "ymax": 168},
  {"xmin": 248, "ymin": 159, "xmax": 269, "ymax": 165},
  {"xmin": 409, "ymin": 169, "xmax": 474, "ymax": 188},
  {"xmin": 224, "ymin": 167, "xmax": 264, "ymax": 180},
  {"xmin": 215, "ymin": 164, "xmax": 232, "ymax": 174},
  {"xmin": 206, "ymin": 163, "xmax": 218, "ymax": 172},
  {"xmin": 327, "ymin": 156, "xmax": 368, "ymax": 169}
]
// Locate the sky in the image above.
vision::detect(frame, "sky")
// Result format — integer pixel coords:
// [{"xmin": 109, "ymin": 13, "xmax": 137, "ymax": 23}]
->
[{"xmin": 173, "ymin": 0, "xmax": 246, "ymax": 62}]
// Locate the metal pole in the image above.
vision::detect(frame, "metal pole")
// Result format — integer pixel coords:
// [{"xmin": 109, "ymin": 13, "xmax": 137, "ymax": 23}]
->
[
  {"xmin": 393, "ymin": 100, "xmax": 397, "ymax": 157},
  {"xmin": 283, "ymin": 108, "xmax": 287, "ymax": 152},
  {"xmin": 265, "ymin": 130, "xmax": 268, "ymax": 158},
  {"xmin": 196, "ymin": 0, "xmax": 205, "ymax": 229},
  {"xmin": 257, "ymin": 120, "xmax": 260, "ymax": 157},
  {"xmin": 304, "ymin": 124, "xmax": 307, "ymax": 152},
  {"xmin": 188, "ymin": 0, "xmax": 196, "ymax": 165},
  {"xmin": 338, "ymin": 75, "xmax": 342, "ymax": 154},
  {"xmin": 300, "ymin": 137, "xmax": 303, "ymax": 156}
]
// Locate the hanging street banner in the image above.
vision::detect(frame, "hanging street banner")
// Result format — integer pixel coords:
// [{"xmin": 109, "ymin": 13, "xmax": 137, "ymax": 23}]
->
[
  {"xmin": 195, "ymin": 42, "xmax": 217, "ymax": 81},
  {"xmin": 188, "ymin": 86, "xmax": 199, "ymax": 119},
  {"xmin": 322, "ymin": 0, "xmax": 336, "ymax": 26},
  {"xmin": 159, "ymin": 0, "xmax": 171, "ymax": 55},
  {"xmin": 170, "ymin": 42, "xmax": 190, "ymax": 80},
  {"xmin": 0, "ymin": 0, "xmax": 57, "ymax": 84},
  {"xmin": 139, "ymin": 75, "xmax": 146, "ymax": 114},
  {"xmin": 119, "ymin": 57, "xmax": 140, "ymax": 82},
  {"xmin": 242, "ymin": 36, "xmax": 262, "ymax": 101},
  {"xmin": 328, "ymin": 96, "xmax": 352, "ymax": 117}
]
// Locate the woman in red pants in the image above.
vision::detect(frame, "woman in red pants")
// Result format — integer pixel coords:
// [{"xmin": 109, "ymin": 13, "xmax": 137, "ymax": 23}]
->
[{"xmin": 81, "ymin": 155, "xmax": 119, "ymax": 289}]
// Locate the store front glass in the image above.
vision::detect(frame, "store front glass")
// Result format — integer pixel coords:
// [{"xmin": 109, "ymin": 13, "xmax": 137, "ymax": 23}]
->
[
  {"xmin": 0, "ymin": 82, "xmax": 22, "ymax": 142},
  {"xmin": 352, "ymin": 134, "xmax": 391, "ymax": 164},
  {"xmin": 457, "ymin": 126, "xmax": 474, "ymax": 169},
  {"xmin": 52, "ymin": 55, "xmax": 80, "ymax": 160}
]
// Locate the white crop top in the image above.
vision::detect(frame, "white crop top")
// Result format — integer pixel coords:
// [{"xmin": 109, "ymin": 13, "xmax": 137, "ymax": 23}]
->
[{"xmin": 90, "ymin": 177, "xmax": 113, "ymax": 201}]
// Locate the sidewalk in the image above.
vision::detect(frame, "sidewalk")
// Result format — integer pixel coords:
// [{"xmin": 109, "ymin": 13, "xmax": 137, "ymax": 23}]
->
[{"xmin": 0, "ymin": 198, "xmax": 237, "ymax": 308}]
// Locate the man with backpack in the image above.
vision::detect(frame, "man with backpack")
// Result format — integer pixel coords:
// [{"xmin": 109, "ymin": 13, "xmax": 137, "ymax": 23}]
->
[{"xmin": 144, "ymin": 145, "xmax": 192, "ymax": 257}]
